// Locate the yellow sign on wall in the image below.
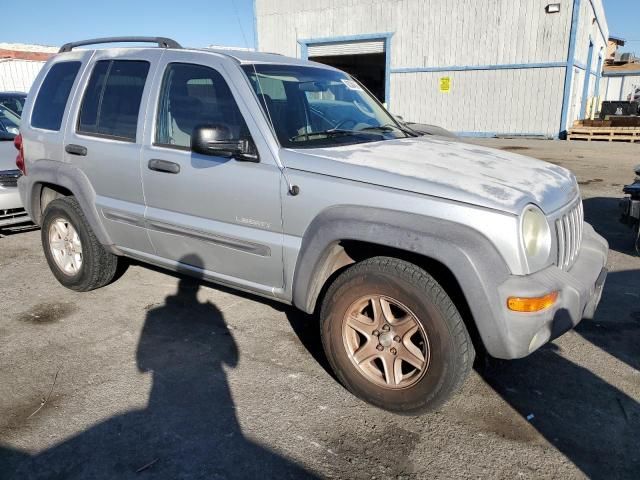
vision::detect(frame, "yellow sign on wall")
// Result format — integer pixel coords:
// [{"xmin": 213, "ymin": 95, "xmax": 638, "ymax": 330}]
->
[{"xmin": 439, "ymin": 77, "xmax": 451, "ymax": 93}]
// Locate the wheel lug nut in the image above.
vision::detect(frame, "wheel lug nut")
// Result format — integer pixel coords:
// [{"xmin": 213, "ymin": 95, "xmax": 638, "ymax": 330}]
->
[
  {"xmin": 376, "ymin": 344, "xmax": 384, "ymax": 351},
  {"xmin": 393, "ymin": 335, "xmax": 401, "ymax": 342},
  {"xmin": 372, "ymin": 330, "xmax": 380, "ymax": 337},
  {"xmin": 390, "ymin": 348, "xmax": 397, "ymax": 355},
  {"xmin": 382, "ymin": 324, "xmax": 390, "ymax": 332}
]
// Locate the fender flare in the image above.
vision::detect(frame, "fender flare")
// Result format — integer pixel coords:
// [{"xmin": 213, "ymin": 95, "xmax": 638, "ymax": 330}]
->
[
  {"xmin": 19, "ymin": 159, "xmax": 116, "ymax": 250},
  {"xmin": 291, "ymin": 205, "xmax": 512, "ymax": 355}
]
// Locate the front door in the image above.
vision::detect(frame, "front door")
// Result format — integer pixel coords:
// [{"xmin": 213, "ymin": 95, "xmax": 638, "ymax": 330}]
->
[{"xmin": 140, "ymin": 53, "xmax": 284, "ymax": 292}]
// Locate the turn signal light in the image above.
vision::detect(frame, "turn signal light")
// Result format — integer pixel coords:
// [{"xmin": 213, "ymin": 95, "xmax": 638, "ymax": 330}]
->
[{"xmin": 507, "ymin": 291, "xmax": 558, "ymax": 312}]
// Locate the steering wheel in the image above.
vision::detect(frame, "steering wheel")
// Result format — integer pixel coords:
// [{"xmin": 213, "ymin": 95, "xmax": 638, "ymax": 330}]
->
[{"xmin": 333, "ymin": 118, "xmax": 357, "ymax": 130}]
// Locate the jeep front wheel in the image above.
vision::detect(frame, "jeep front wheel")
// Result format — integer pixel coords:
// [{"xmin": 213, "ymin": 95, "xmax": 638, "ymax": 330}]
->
[{"xmin": 320, "ymin": 256, "xmax": 474, "ymax": 414}]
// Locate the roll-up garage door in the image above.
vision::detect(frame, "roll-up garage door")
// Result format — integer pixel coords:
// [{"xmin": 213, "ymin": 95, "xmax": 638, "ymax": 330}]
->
[{"xmin": 307, "ymin": 39, "xmax": 385, "ymax": 57}]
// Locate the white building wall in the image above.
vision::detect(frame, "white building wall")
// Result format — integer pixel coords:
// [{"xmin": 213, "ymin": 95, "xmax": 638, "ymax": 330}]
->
[
  {"xmin": 257, "ymin": 0, "xmax": 609, "ymax": 137},
  {"xmin": 391, "ymin": 67, "xmax": 565, "ymax": 135},
  {"xmin": 257, "ymin": 0, "xmax": 573, "ymax": 64},
  {"xmin": 602, "ymin": 75, "xmax": 640, "ymax": 101},
  {"xmin": 0, "ymin": 59, "xmax": 45, "ymax": 92},
  {"xmin": 603, "ymin": 77, "xmax": 623, "ymax": 101},
  {"xmin": 568, "ymin": 0, "xmax": 608, "ymax": 125}
]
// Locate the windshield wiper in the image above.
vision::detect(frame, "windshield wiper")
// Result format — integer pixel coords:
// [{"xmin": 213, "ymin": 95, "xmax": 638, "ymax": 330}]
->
[
  {"xmin": 289, "ymin": 128, "xmax": 384, "ymax": 142},
  {"xmin": 360, "ymin": 123, "xmax": 417, "ymax": 137}
]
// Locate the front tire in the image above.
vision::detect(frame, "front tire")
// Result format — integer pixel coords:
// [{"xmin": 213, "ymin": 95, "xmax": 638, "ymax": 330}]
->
[
  {"xmin": 320, "ymin": 256, "xmax": 474, "ymax": 414},
  {"xmin": 41, "ymin": 197, "xmax": 119, "ymax": 291}
]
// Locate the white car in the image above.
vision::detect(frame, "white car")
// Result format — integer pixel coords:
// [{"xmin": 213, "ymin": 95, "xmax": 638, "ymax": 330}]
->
[{"xmin": 0, "ymin": 105, "xmax": 30, "ymax": 228}]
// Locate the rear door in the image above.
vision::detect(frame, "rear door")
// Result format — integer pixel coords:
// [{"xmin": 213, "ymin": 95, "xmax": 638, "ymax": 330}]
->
[
  {"xmin": 63, "ymin": 50, "xmax": 163, "ymax": 253},
  {"xmin": 23, "ymin": 53, "xmax": 87, "ymax": 173},
  {"xmin": 140, "ymin": 52, "xmax": 284, "ymax": 292}
]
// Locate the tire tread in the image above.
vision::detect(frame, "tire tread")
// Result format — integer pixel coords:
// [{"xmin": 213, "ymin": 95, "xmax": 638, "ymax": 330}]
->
[
  {"xmin": 42, "ymin": 197, "xmax": 118, "ymax": 292},
  {"xmin": 321, "ymin": 255, "xmax": 475, "ymax": 413}
]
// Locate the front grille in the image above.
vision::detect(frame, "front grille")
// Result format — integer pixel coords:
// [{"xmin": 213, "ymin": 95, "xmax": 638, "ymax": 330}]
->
[
  {"xmin": 0, "ymin": 207, "xmax": 27, "ymax": 220},
  {"xmin": 0, "ymin": 169, "xmax": 21, "ymax": 188},
  {"xmin": 556, "ymin": 200, "xmax": 584, "ymax": 270}
]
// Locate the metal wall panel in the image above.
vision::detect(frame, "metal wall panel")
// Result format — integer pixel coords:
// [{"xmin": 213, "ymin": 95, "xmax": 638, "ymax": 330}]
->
[
  {"xmin": 603, "ymin": 77, "xmax": 621, "ymax": 101},
  {"xmin": 568, "ymin": 0, "xmax": 608, "ymax": 125},
  {"xmin": 603, "ymin": 75, "xmax": 640, "ymax": 101},
  {"xmin": 390, "ymin": 67, "xmax": 565, "ymax": 137},
  {"xmin": 574, "ymin": 0, "xmax": 608, "ymax": 65},
  {"xmin": 257, "ymin": 0, "xmax": 575, "ymax": 65},
  {"xmin": 0, "ymin": 59, "xmax": 45, "ymax": 92},
  {"xmin": 256, "ymin": 0, "xmax": 609, "ymax": 136}
]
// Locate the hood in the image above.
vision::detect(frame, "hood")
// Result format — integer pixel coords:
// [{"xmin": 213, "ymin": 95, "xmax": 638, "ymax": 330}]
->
[
  {"xmin": 282, "ymin": 136, "xmax": 578, "ymax": 215},
  {"xmin": 0, "ymin": 140, "xmax": 17, "ymax": 172}
]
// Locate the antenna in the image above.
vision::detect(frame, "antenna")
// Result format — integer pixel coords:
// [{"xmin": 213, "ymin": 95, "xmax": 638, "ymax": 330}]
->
[{"xmin": 229, "ymin": 0, "xmax": 298, "ymax": 195}]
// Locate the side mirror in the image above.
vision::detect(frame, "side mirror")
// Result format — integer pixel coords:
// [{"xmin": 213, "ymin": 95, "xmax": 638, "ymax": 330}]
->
[
  {"xmin": 634, "ymin": 164, "xmax": 640, "ymax": 177},
  {"xmin": 191, "ymin": 124, "xmax": 259, "ymax": 162}
]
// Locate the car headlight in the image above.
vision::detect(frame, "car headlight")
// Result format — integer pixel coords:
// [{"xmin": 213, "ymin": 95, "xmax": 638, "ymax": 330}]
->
[{"xmin": 521, "ymin": 205, "xmax": 551, "ymax": 271}]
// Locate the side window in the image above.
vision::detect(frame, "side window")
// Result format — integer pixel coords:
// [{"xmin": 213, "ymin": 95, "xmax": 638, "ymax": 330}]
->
[
  {"xmin": 31, "ymin": 61, "xmax": 81, "ymax": 131},
  {"xmin": 78, "ymin": 60, "xmax": 150, "ymax": 141},
  {"xmin": 156, "ymin": 63, "xmax": 249, "ymax": 149}
]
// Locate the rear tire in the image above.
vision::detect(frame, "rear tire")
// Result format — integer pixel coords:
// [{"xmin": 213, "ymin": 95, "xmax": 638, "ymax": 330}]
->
[
  {"xmin": 41, "ymin": 197, "xmax": 120, "ymax": 291},
  {"xmin": 320, "ymin": 256, "xmax": 474, "ymax": 414}
]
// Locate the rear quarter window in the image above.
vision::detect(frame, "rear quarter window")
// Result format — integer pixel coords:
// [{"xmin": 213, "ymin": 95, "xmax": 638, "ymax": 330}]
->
[{"xmin": 31, "ymin": 61, "xmax": 81, "ymax": 131}]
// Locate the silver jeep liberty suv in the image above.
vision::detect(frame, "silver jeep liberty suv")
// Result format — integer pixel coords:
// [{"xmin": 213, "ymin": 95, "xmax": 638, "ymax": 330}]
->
[{"xmin": 17, "ymin": 37, "xmax": 608, "ymax": 414}]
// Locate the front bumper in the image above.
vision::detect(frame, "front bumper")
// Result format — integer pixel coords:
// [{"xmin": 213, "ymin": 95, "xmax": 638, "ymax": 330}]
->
[{"xmin": 491, "ymin": 222, "xmax": 608, "ymax": 359}]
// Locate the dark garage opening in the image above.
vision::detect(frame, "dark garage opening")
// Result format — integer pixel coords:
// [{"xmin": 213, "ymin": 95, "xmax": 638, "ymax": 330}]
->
[{"xmin": 309, "ymin": 52, "xmax": 386, "ymax": 103}]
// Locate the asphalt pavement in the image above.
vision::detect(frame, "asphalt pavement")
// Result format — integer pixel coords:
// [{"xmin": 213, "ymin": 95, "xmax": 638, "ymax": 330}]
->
[{"xmin": 1, "ymin": 138, "xmax": 639, "ymax": 479}]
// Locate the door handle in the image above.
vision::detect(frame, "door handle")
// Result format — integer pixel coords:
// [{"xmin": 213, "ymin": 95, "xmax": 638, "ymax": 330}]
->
[
  {"xmin": 65, "ymin": 144, "xmax": 87, "ymax": 156},
  {"xmin": 148, "ymin": 159, "xmax": 180, "ymax": 174}
]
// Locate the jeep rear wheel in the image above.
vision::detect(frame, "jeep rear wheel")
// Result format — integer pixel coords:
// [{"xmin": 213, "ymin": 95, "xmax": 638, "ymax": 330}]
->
[
  {"xmin": 320, "ymin": 256, "xmax": 474, "ymax": 414},
  {"xmin": 42, "ymin": 197, "xmax": 120, "ymax": 291}
]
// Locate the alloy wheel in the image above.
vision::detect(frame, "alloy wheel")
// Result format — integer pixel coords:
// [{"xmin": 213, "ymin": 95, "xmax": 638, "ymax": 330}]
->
[{"xmin": 342, "ymin": 295, "xmax": 430, "ymax": 389}]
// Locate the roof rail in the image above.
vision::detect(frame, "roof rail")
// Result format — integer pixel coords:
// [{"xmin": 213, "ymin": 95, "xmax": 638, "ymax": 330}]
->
[{"xmin": 59, "ymin": 36, "xmax": 182, "ymax": 53}]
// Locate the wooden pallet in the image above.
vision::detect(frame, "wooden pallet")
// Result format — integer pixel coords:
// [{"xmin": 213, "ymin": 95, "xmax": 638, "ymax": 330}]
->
[{"xmin": 568, "ymin": 126, "xmax": 640, "ymax": 143}]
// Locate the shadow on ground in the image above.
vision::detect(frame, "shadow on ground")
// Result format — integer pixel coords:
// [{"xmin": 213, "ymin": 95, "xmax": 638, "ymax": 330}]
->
[
  {"xmin": 0, "ymin": 223, "xmax": 39, "ymax": 238},
  {"xmin": 282, "ymin": 261, "xmax": 640, "ymax": 477},
  {"xmin": 578, "ymin": 269, "xmax": 640, "ymax": 372},
  {"xmin": 476, "ymin": 337, "xmax": 639, "ymax": 478},
  {"xmin": 583, "ymin": 197, "xmax": 637, "ymax": 255},
  {"xmin": 476, "ymin": 193, "xmax": 640, "ymax": 478},
  {"xmin": 580, "ymin": 197, "xmax": 640, "ymax": 372},
  {"xmin": 0, "ymin": 254, "xmax": 317, "ymax": 479}
]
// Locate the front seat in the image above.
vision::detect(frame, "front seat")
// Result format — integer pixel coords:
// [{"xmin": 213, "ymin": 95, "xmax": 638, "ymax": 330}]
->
[{"xmin": 169, "ymin": 95, "xmax": 203, "ymax": 146}]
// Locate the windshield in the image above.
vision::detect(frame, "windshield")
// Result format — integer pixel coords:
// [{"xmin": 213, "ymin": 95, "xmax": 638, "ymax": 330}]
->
[
  {"xmin": 242, "ymin": 64, "xmax": 409, "ymax": 148},
  {"xmin": 0, "ymin": 105, "xmax": 20, "ymax": 136}
]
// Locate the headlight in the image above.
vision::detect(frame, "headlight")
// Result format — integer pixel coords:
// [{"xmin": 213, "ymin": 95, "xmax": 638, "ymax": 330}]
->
[{"xmin": 521, "ymin": 205, "xmax": 551, "ymax": 271}]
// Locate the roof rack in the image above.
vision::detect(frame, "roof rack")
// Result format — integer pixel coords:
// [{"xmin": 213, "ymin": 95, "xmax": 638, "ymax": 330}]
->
[{"xmin": 59, "ymin": 36, "xmax": 182, "ymax": 53}]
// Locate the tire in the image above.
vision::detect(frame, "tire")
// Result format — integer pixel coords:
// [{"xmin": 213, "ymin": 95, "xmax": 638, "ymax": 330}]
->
[
  {"xmin": 41, "ymin": 197, "xmax": 119, "ymax": 291},
  {"xmin": 320, "ymin": 256, "xmax": 474, "ymax": 414}
]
